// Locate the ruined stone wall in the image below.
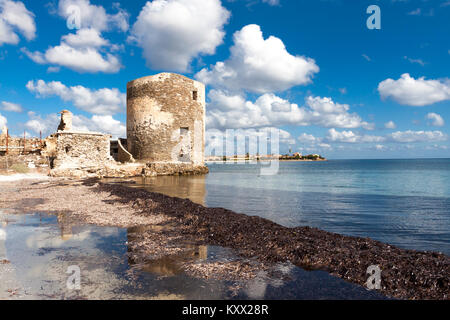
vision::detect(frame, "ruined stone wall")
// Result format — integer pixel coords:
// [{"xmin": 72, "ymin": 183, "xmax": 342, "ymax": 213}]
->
[
  {"xmin": 42, "ymin": 136, "xmax": 57, "ymax": 158},
  {"xmin": 0, "ymin": 135, "xmax": 41, "ymax": 155},
  {"xmin": 52, "ymin": 132, "xmax": 112, "ymax": 169},
  {"xmin": 126, "ymin": 73, "xmax": 205, "ymax": 165}
]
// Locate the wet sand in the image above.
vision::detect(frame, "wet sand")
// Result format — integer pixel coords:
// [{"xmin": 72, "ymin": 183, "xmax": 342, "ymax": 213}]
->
[{"xmin": 0, "ymin": 177, "xmax": 448, "ymax": 300}]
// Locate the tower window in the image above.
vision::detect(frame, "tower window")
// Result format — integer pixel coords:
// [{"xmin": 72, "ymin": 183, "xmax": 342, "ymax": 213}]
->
[{"xmin": 193, "ymin": 91, "xmax": 198, "ymax": 101}]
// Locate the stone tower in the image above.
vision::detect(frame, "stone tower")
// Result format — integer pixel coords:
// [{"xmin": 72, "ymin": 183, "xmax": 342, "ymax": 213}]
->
[{"xmin": 126, "ymin": 73, "xmax": 206, "ymax": 166}]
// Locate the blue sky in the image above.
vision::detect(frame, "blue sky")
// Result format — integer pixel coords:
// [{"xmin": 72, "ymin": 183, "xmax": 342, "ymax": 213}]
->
[{"xmin": 0, "ymin": 0, "xmax": 449, "ymax": 159}]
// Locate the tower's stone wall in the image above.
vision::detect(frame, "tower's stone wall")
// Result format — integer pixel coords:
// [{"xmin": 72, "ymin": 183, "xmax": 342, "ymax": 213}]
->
[{"xmin": 126, "ymin": 73, "xmax": 205, "ymax": 166}]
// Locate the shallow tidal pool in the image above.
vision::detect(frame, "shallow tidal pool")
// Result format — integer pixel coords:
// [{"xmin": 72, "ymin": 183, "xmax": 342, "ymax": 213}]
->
[{"xmin": 0, "ymin": 211, "xmax": 386, "ymax": 300}]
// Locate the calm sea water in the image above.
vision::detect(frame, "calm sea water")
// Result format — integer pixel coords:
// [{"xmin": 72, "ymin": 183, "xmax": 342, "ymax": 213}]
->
[{"xmin": 131, "ymin": 159, "xmax": 450, "ymax": 255}]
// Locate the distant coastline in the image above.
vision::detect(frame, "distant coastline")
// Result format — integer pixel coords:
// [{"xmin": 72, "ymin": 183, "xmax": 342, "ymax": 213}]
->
[
  {"xmin": 205, "ymin": 159, "xmax": 327, "ymax": 163},
  {"xmin": 205, "ymin": 153, "xmax": 326, "ymax": 162}
]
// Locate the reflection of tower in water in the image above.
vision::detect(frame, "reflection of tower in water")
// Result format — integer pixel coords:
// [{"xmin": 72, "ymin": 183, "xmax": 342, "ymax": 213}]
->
[
  {"xmin": 126, "ymin": 225, "xmax": 208, "ymax": 277},
  {"xmin": 138, "ymin": 174, "xmax": 206, "ymax": 206},
  {"xmin": 56, "ymin": 213, "xmax": 73, "ymax": 240},
  {"xmin": 136, "ymin": 245, "xmax": 208, "ymax": 277},
  {"xmin": 115, "ymin": 173, "xmax": 208, "ymax": 277},
  {"xmin": 0, "ymin": 228, "xmax": 6, "ymax": 261},
  {"xmin": 0, "ymin": 214, "xmax": 7, "ymax": 261}
]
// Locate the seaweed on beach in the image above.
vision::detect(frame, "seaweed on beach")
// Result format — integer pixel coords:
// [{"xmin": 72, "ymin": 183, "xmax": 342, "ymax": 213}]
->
[{"xmin": 96, "ymin": 181, "xmax": 450, "ymax": 300}]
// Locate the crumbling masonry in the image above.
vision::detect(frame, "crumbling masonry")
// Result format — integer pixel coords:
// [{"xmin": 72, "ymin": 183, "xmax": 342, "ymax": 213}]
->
[
  {"xmin": 40, "ymin": 73, "xmax": 208, "ymax": 178},
  {"xmin": 126, "ymin": 73, "xmax": 208, "ymax": 175},
  {"xmin": 45, "ymin": 110, "xmax": 114, "ymax": 177}
]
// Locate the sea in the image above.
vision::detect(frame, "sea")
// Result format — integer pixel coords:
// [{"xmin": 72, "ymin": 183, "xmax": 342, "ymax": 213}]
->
[
  {"xmin": 129, "ymin": 159, "xmax": 450, "ymax": 255},
  {"xmin": 2, "ymin": 159, "xmax": 447, "ymax": 299}
]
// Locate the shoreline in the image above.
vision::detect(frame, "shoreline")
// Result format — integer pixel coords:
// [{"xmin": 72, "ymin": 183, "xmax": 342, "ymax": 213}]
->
[
  {"xmin": 205, "ymin": 159, "xmax": 327, "ymax": 163},
  {"xmin": 0, "ymin": 177, "xmax": 448, "ymax": 300}
]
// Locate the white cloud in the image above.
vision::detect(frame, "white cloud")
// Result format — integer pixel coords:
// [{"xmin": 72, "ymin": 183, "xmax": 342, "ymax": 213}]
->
[
  {"xmin": 25, "ymin": 111, "xmax": 58, "ymax": 135},
  {"xmin": 22, "ymin": 1, "xmax": 128, "ymax": 73},
  {"xmin": 44, "ymin": 43, "xmax": 121, "ymax": 74},
  {"xmin": 384, "ymin": 120, "xmax": 396, "ymax": 129},
  {"xmin": 425, "ymin": 144, "xmax": 449, "ymax": 151},
  {"xmin": 130, "ymin": 0, "xmax": 230, "ymax": 72},
  {"xmin": 404, "ymin": 56, "xmax": 425, "ymax": 66},
  {"xmin": 1, "ymin": 100, "xmax": 22, "ymax": 112},
  {"xmin": 196, "ymin": 24, "xmax": 319, "ymax": 94},
  {"xmin": 62, "ymin": 28, "xmax": 109, "ymax": 48},
  {"xmin": 307, "ymin": 96, "xmax": 349, "ymax": 114},
  {"xmin": 262, "ymin": 0, "xmax": 280, "ymax": 5},
  {"xmin": 25, "ymin": 111, "xmax": 125, "ymax": 138},
  {"xmin": 306, "ymin": 97, "xmax": 374, "ymax": 130},
  {"xmin": 58, "ymin": 0, "xmax": 129, "ymax": 32},
  {"xmin": 0, "ymin": 0, "xmax": 36, "ymax": 46},
  {"xmin": 326, "ymin": 128, "xmax": 385, "ymax": 144},
  {"xmin": 407, "ymin": 8, "xmax": 434, "ymax": 17},
  {"xmin": 0, "ymin": 17, "xmax": 16, "ymax": 45},
  {"xmin": 47, "ymin": 66, "xmax": 60, "ymax": 73},
  {"xmin": 205, "ymin": 126, "xmax": 292, "ymax": 156},
  {"xmin": 21, "ymin": 47, "xmax": 45, "ymax": 63},
  {"xmin": 297, "ymin": 133, "xmax": 332, "ymax": 150},
  {"xmin": 426, "ymin": 112, "xmax": 445, "ymax": 127},
  {"xmin": 206, "ymin": 90, "xmax": 373, "ymax": 131},
  {"xmin": 26, "ymin": 80, "xmax": 125, "ymax": 115},
  {"xmin": 22, "ymin": 28, "xmax": 122, "ymax": 73},
  {"xmin": 0, "ymin": 112, "xmax": 6, "ymax": 128},
  {"xmin": 389, "ymin": 130, "xmax": 447, "ymax": 143},
  {"xmin": 362, "ymin": 54, "xmax": 371, "ymax": 62},
  {"xmin": 378, "ymin": 73, "xmax": 450, "ymax": 106},
  {"xmin": 407, "ymin": 8, "xmax": 421, "ymax": 15},
  {"xmin": 317, "ymin": 143, "xmax": 332, "ymax": 149},
  {"xmin": 298, "ymin": 133, "xmax": 319, "ymax": 143},
  {"xmin": 25, "ymin": 119, "xmax": 47, "ymax": 134},
  {"xmin": 234, "ymin": 0, "xmax": 280, "ymax": 8},
  {"xmin": 322, "ymin": 128, "xmax": 448, "ymax": 144},
  {"xmin": 72, "ymin": 114, "xmax": 126, "ymax": 138}
]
